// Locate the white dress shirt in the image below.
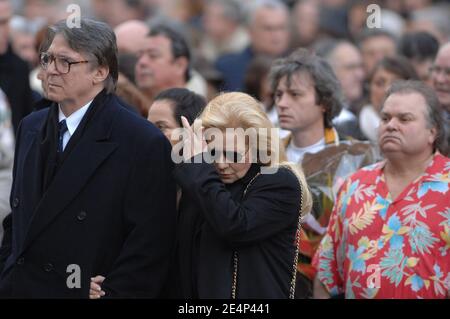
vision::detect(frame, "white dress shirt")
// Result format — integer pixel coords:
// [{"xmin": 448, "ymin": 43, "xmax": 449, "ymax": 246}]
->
[{"xmin": 58, "ymin": 100, "xmax": 93, "ymax": 151}]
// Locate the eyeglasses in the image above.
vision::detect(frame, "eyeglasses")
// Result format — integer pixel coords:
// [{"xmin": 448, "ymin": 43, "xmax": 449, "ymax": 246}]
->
[
  {"xmin": 430, "ymin": 65, "xmax": 450, "ymax": 78},
  {"xmin": 209, "ymin": 148, "xmax": 247, "ymax": 163},
  {"xmin": 39, "ymin": 52, "xmax": 90, "ymax": 74}
]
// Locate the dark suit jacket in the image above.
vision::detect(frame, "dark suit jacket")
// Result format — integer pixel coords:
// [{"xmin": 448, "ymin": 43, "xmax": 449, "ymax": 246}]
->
[{"xmin": 0, "ymin": 91, "xmax": 177, "ymax": 298}]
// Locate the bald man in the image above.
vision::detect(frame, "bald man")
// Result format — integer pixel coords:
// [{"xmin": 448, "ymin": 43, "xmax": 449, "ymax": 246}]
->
[{"xmin": 114, "ymin": 20, "xmax": 149, "ymax": 54}]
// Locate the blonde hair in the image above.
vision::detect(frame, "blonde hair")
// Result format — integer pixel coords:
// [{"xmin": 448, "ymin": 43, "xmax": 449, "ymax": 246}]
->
[{"xmin": 199, "ymin": 92, "xmax": 312, "ymax": 216}]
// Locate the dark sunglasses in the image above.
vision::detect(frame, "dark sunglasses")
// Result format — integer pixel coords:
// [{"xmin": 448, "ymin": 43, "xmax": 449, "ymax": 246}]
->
[{"xmin": 209, "ymin": 148, "xmax": 247, "ymax": 163}]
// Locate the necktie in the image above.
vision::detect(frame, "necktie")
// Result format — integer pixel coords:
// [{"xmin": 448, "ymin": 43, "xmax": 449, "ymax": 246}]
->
[{"xmin": 58, "ymin": 119, "xmax": 68, "ymax": 153}]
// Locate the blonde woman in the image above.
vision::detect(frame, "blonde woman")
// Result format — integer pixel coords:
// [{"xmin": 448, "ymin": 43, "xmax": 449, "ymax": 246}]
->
[{"xmin": 172, "ymin": 92, "xmax": 312, "ymax": 298}]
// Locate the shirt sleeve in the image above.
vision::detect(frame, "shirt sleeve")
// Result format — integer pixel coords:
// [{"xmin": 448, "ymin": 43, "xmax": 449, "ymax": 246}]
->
[{"xmin": 312, "ymin": 180, "xmax": 349, "ymax": 296}]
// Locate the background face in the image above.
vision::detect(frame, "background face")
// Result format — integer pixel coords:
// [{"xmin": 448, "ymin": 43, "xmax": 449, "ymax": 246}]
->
[
  {"xmin": 135, "ymin": 35, "xmax": 182, "ymax": 93},
  {"xmin": 0, "ymin": 0, "xmax": 12, "ymax": 55},
  {"xmin": 361, "ymin": 36, "xmax": 396, "ymax": 76},
  {"xmin": 147, "ymin": 99, "xmax": 180, "ymax": 145},
  {"xmin": 431, "ymin": 46, "xmax": 450, "ymax": 111},
  {"xmin": 332, "ymin": 43, "xmax": 365, "ymax": 104},
  {"xmin": 370, "ymin": 68, "xmax": 401, "ymax": 112},
  {"xmin": 203, "ymin": 2, "xmax": 235, "ymax": 41},
  {"xmin": 249, "ymin": 7, "xmax": 290, "ymax": 57},
  {"xmin": 275, "ymin": 72, "xmax": 324, "ymax": 133},
  {"xmin": 378, "ymin": 92, "xmax": 436, "ymax": 157}
]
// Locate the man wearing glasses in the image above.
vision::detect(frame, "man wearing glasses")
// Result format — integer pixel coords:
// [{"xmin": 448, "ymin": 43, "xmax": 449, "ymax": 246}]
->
[
  {"xmin": 430, "ymin": 42, "xmax": 450, "ymax": 156},
  {"xmin": 0, "ymin": 18, "xmax": 177, "ymax": 298}
]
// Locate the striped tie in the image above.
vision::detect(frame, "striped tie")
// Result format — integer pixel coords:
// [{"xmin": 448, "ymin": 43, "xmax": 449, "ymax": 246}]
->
[{"xmin": 58, "ymin": 119, "xmax": 68, "ymax": 153}]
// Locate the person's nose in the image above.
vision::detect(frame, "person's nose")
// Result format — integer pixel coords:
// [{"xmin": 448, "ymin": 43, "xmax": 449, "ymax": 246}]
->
[
  {"xmin": 46, "ymin": 59, "xmax": 59, "ymax": 75},
  {"xmin": 384, "ymin": 117, "xmax": 399, "ymax": 131},
  {"xmin": 215, "ymin": 161, "xmax": 229, "ymax": 170},
  {"xmin": 432, "ymin": 69, "xmax": 447, "ymax": 84},
  {"xmin": 276, "ymin": 93, "xmax": 290, "ymax": 110},
  {"xmin": 356, "ymin": 66, "xmax": 365, "ymax": 81},
  {"xmin": 137, "ymin": 52, "xmax": 152, "ymax": 68}
]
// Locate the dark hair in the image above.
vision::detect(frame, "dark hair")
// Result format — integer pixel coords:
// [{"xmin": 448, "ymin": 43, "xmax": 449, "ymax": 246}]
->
[
  {"xmin": 369, "ymin": 55, "xmax": 419, "ymax": 83},
  {"xmin": 357, "ymin": 29, "xmax": 397, "ymax": 48},
  {"xmin": 398, "ymin": 31, "xmax": 439, "ymax": 62},
  {"xmin": 148, "ymin": 22, "xmax": 192, "ymax": 82},
  {"xmin": 383, "ymin": 80, "xmax": 447, "ymax": 153},
  {"xmin": 154, "ymin": 88, "xmax": 206, "ymax": 126},
  {"xmin": 44, "ymin": 18, "xmax": 118, "ymax": 94},
  {"xmin": 269, "ymin": 48, "xmax": 344, "ymax": 128}
]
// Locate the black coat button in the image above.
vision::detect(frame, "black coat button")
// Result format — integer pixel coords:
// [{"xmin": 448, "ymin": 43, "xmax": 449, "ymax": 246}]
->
[
  {"xmin": 77, "ymin": 211, "xmax": 87, "ymax": 221},
  {"xmin": 44, "ymin": 263, "xmax": 54, "ymax": 272},
  {"xmin": 17, "ymin": 257, "xmax": 25, "ymax": 265},
  {"xmin": 12, "ymin": 198, "xmax": 19, "ymax": 208}
]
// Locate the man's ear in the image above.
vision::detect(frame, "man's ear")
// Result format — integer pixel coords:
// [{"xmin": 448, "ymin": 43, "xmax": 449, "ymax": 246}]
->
[
  {"xmin": 174, "ymin": 56, "xmax": 188, "ymax": 77},
  {"xmin": 429, "ymin": 126, "xmax": 438, "ymax": 145},
  {"xmin": 93, "ymin": 65, "xmax": 109, "ymax": 85}
]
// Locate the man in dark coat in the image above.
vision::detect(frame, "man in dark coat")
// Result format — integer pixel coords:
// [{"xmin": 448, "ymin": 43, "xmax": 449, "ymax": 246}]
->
[
  {"xmin": 0, "ymin": 0, "xmax": 33, "ymax": 134},
  {"xmin": 0, "ymin": 18, "xmax": 177, "ymax": 298}
]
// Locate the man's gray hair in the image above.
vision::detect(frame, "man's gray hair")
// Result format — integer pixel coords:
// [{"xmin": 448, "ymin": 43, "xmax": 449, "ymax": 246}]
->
[
  {"xmin": 206, "ymin": 0, "xmax": 244, "ymax": 24},
  {"xmin": 383, "ymin": 80, "xmax": 447, "ymax": 153},
  {"xmin": 244, "ymin": 0, "xmax": 289, "ymax": 27},
  {"xmin": 269, "ymin": 48, "xmax": 344, "ymax": 128},
  {"xmin": 44, "ymin": 18, "xmax": 118, "ymax": 94}
]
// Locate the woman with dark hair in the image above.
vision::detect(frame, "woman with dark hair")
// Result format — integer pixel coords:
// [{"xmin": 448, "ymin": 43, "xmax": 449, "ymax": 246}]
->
[
  {"xmin": 147, "ymin": 87, "xmax": 207, "ymax": 146},
  {"xmin": 359, "ymin": 56, "xmax": 419, "ymax": 144}
]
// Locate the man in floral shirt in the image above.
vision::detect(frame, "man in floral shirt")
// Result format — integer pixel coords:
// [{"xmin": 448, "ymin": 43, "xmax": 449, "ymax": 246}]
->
[{"xmin": 314, "ymin": 80, "xmax": 450, "ymax": 299}]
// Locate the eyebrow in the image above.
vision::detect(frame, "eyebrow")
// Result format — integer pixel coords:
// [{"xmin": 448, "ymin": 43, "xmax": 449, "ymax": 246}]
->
[
  {"xmin": 46, "ymin": 51, "xmax": 77, "ymax": 59},
  {"xmin": 154, "ymin": 120, "xmax": 171, "ymax": 125},
  {"xmin": 381, "ymin": 111, "xmax": 415, "ymax": 117}
]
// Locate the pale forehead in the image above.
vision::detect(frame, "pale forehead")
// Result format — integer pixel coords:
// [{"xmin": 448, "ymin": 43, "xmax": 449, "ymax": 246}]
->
[
  {"xmin": 47, "ymin": 34, "xmax": 81, "ymax": 57},
  {"xmin": 254, "ymin": 6, "xmax": 288, "ymax": 23},
  {"xmin": 221, "ymin": 131, "xmax": 249, "ymax": 151},
  {"xmin": 205, "ymin": 130, "xmax": 249, "ymax": 151},
  {"xmin": 363, "ymin": 35, "xmax": 396, "ymax": 49},
  {"xmin": 141, "ymin": 35, "xmax": 172, "ymax": 50},
  {"xmin": 278, "ymin": 71, "xmax": 314, "ymax": 90},
  {"xmin": 149, "ymin": 99, "xmax": 175, "ymax": 115},
  {"xmin": 0, "ymin": 1, "xmax": 12, "ymax": 18},
  {"xmin": 114, "ymin": 20, "xmax": 149, "ymax": 38},
  {"xmin": 383, "ymin": 92, "xmax": 428, "ymax": 114},
  {"xmin": 333, "ymin": 43, "xmax": 362, "ymax": 62}
]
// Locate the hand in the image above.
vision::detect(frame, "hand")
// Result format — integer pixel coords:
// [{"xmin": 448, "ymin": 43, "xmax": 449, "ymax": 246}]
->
[
  {"xmin": 89, "ymin": 275, "xmax": 106, "ymax": 299},
  {"xmin": 180, "ymin": 116, "xmax": 207, "ymax": 162}
]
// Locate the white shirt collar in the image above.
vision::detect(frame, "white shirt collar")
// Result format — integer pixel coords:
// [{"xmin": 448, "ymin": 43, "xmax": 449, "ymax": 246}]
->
[{"xmin": 58, "ymin": 100, "xmax": 93, "ymax": 136}]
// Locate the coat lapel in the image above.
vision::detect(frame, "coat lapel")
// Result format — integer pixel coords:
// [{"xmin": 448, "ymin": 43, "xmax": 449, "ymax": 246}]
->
[{"xmin": 22, "ymin": 95, "xmax": 120, "ymax": 251}]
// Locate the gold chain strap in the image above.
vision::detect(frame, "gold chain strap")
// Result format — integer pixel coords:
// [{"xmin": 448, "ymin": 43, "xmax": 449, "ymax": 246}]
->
[
  {"xmin": 289, "ymin": 174, "xmax": 303, "ymax": 299},
  {"xmin": 231, "ymin": 170, "xmax": 303, "ymax": 299},
  {"xmin": 231, "ymin": 173, "xmax": 260, "ymax": 299}
]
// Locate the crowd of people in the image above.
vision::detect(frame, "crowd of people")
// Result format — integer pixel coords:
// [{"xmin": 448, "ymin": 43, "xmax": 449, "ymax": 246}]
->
[{"xmin": 0, "ymin": 0, "xmax": 448, "ymax": 299}]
